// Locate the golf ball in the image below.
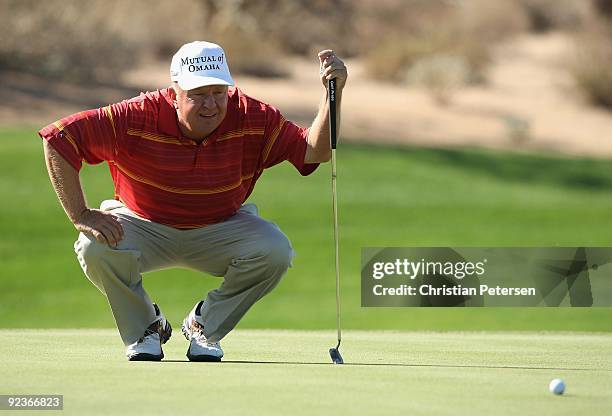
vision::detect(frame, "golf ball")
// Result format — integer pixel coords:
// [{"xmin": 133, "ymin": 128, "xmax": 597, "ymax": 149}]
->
[{"xmin": 549, "ymin": 378, "xmax": 565, "ymax": 395}]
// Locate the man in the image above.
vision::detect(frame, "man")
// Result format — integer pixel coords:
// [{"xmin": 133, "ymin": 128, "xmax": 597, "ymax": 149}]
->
[{"xmin": 39, "ymin": 41, "xmax": 347, "ymax": 362}]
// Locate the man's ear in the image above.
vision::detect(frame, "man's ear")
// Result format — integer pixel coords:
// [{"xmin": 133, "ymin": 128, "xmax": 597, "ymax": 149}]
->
[{"xmin": 168, "ymin": 84, "xmax": 178, "ymax": 108}]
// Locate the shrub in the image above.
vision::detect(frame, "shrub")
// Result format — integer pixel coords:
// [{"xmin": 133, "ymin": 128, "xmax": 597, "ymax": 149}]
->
[
  {"xmin": 405, "ymin": 54, "xmax": 471, "ymax": 105},
  {"xmin": 576, "ymin": 69, "xmax": 612, "ymax": 109},
  {"xmin": 571, "ymin": 30, "xmax": 612, "ymax": 109},
  {"xmin": 593, "ymin": 0, "xmax": 612, "ymax": 19},
  {"xmin": 517, "ymin": 0, "xmax": 593, "ymax": 32}
]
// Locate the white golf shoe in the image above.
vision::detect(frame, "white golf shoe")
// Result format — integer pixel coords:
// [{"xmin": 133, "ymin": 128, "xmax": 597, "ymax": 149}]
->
[
  {"xmin": 126, "ymin": 303, "xmax": 172, "ymax": 361},
  {"xmin": 182, "ymin": 302, "xmax": 224, "ymax": 362}
]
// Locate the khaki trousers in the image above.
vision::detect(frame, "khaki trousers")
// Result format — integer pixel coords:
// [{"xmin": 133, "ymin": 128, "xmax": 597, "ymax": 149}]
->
[{"xmin": 74, "ymin": 201, "xmax": 294, "ymax": 346}]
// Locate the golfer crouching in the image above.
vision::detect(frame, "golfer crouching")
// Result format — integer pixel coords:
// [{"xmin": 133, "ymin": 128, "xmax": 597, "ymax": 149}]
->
[{"xmin": 39, "ymin": 41, "xmax": 347, "ymax": 361}]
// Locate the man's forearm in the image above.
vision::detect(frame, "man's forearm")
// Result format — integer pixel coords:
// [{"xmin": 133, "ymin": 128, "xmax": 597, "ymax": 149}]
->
[
  {"xmin": 43, "ymin": 141, "xmax": 87, "ymax": 224},
  {"xmin": 306, "ymin": 90, "xmax": 342, "ymax": 163}
]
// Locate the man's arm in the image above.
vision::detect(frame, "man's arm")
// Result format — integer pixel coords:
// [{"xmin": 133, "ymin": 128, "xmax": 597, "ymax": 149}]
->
[
  {"xmin": 43, "ymin": 140, "xmax": 123, "ymax": 247},
  {"xmin": 305, "ymin": 50, "xmax": 348, "ymax": 164}
]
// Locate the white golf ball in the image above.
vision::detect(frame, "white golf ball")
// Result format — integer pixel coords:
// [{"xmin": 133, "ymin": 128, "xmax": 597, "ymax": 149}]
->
[{"xmin": 549, "ymin": 378, "xmax": 565, "ymax": 395}]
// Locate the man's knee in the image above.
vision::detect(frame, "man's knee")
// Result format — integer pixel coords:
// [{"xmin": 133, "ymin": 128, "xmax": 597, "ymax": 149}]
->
[
  {"xmin": 74, "ymin": 233, "xmax": 141, "ymax": 290},
  {"xmin": 74, "ymin": 234, "xmax": 113, "ymax": 290},
  {"xmin": 74, "ymin": 233, "xmax": 110, "ymax": 268},
  {"xmin": 258, "ymin": 229, "xmax": 294, "ymax": 272}
]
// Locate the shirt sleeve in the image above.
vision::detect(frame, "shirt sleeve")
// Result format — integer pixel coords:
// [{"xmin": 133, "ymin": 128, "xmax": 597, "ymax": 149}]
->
[
  {"xmin": 261, "ymin": 104, "xmax": 320, "ymax": 176},
  {"xmin": 38, "ymin": 103, "xmax": 124, "ymax": 171}
]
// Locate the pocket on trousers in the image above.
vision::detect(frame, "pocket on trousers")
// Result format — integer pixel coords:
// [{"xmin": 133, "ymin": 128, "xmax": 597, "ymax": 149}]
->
[{"xmin": 100, "ymin": 199, "xmax": 124, "ymax": 211}]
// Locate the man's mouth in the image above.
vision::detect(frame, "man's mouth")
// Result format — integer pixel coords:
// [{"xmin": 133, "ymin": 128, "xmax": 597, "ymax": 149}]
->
[{"xmin": 200, "ymin": 113, "xmax": 217, "ymax": 118}]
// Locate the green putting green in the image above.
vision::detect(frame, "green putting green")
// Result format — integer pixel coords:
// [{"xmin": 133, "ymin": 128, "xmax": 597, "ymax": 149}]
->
[{"xmin": 1, "ymin": 329, "xmax": 611, "ymax": 415}]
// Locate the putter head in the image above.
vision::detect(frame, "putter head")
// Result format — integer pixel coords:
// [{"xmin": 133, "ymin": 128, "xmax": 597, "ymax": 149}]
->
[{"xmin": 329, "ymin": 347, "xmax": 344, "ymax": 364}]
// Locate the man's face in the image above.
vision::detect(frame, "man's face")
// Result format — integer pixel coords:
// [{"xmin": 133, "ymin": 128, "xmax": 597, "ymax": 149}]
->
[{"xmin": 173, "ymin": 84, "xmax": 228, "ymax": 140}]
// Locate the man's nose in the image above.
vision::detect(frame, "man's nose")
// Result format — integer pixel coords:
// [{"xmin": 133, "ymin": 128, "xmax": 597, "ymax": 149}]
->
[{"xmin": 201, "ymin": 94, "xmax": 215, "ymax": 108}]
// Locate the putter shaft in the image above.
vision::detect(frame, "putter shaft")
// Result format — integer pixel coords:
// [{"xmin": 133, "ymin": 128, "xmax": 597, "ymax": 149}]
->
[
  {"xmin": 331, "ymin": 148, "xmax": 341, "ymax": 348},
  {"xmin": 328, "ymin": 78, "xmax": 342, "ymax": 355}
]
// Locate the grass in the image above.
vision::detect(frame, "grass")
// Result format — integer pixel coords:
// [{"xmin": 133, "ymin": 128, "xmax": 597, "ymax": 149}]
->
[
  {"xmin": 0, "ymin": 329, "xmax": 611, "ymax": 415},
  {"xmin": 2, "ymin": 127, "xmax": 612, "ymax": 331}
]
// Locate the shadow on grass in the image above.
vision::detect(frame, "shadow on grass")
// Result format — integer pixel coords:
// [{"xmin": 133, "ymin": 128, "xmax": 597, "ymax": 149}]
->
[
  {"xmin": 344, "ymin": 142, "xmax": 612, "ymax": 192},
  {"xmin": 162, "ymin": 359, "xmax": 609, "ymax": 371}
]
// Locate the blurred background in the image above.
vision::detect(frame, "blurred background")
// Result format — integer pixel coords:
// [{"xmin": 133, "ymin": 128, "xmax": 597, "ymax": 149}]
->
[{"xmin": 1, "ymin": 0, "xmax": 612, "ymax": 333}]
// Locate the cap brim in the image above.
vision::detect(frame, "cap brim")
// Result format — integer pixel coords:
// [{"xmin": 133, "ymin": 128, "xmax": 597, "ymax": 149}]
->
[{"xmin": 176, "ymin": 75, "xmax": 234, "ymax": 91}]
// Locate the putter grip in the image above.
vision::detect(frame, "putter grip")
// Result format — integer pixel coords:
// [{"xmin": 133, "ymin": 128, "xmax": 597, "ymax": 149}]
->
[{"xmin": 328, "ymin": 78, "xmax": 337, "ymax": 150}]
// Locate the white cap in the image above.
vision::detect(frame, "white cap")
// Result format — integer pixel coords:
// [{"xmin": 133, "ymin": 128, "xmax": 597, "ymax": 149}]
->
[{"xmin": 170, "ymin": 41, "xmax": 234, "ymax": 90}]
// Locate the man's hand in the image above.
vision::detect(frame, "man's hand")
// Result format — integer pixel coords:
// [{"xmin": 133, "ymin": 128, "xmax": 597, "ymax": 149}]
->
[
  {"xmin": 73, "ymin": 208, "xmax": 124, "ymax": 247},
  {"xmin": 304, "ymin": 50, "xmax": 348, "ymax": 164},
  {"xmin": 318, "ymin": 50, "xmax": 348, "ymax": 90}
]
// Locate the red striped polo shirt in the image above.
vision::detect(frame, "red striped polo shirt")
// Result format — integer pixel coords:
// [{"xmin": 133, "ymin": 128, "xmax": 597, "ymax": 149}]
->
[{"xmin": 39, "ymin": 87, "xmax": 319, "ymax": 229}]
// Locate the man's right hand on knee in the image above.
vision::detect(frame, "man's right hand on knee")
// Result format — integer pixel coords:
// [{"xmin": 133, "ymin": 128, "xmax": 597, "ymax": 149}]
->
[{"xmin": 74, "ymin": 208, "xmax": 124, "ymax": 248}]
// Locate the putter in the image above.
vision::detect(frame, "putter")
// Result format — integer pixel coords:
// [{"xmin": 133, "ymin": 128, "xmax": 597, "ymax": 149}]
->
[{"xmin": 327, "ymin": 78, "xmax": 344, "ymax": 365}]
